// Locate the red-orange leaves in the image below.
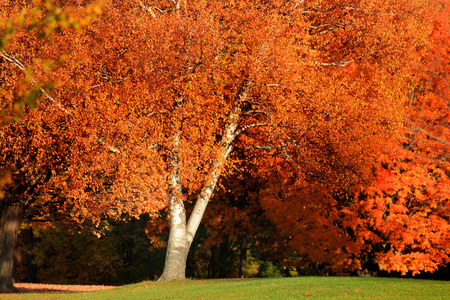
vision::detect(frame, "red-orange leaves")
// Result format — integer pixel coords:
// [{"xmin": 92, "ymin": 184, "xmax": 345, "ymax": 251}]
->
[{"xmin": 1, "ymin": 0, "xmax": 441, "ymax": 282}]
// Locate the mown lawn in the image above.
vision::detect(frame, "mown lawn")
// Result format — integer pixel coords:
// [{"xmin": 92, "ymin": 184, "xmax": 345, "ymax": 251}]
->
[{"xmin": 3, "ymin": 277, "xmax": 450, "ymax": 299}]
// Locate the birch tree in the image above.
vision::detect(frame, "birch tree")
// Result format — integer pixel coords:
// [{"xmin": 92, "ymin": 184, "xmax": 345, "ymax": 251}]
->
[{"xmin": 1, "ymin": 0, "xmax": 432, "ymax": 285}]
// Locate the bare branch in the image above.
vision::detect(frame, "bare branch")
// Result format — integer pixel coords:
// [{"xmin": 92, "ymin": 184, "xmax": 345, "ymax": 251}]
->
[
  {"xmin": 410, "ymin": 126, "xmax": 450, "ymax": 146},
  {"xmin": 153, "ymin": 6, "xmax": 165, "ymax": 13},
  {"xmin": 125, "ymin": 0, "xmax": 165, "ymax": 17},
  {"xmin": 243, "ymin": 110, "xmax": 270, "ymax": 116},
  {"xmin": 92, "ymin": 135, "xmax": 120, "ymax": 153},
  {"xmin": 235, "ymin": 123, "xmax": 269, "ymax": 136},
  {"xmin": 1, "ymin": 52, "xmax": 73, "ymax": 116},
  {"xmin": 140, "ymin": 3, "xmax": 157, "ymax": 19},
  {"xmin": 309, "ymin": 59, "xmax": 355, "ymax": 67},
  {"xmin": 246, "ymin": 145, "xmax": 273, "ymax": 151},
  {"xmin": 169, "ymin": 0, "xmax": 180, "ymax": 10},
  {"xmin": 344, "ymin": 6, "xmax": 363, "ymax": 11},
  {"xmin": 282, "ymin": 150, "xmax": 297, "ymax": 164},
  {"xmin": 265, "ymin": 83, "xmax": 283, "ymax": 87},
  {"xmin": 308, "ymin": 23, "xmax": 338, "ymax": 29}
]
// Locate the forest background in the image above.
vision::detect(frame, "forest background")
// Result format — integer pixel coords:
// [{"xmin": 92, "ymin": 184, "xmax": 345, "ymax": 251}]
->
[{"xmin": 1, "ymin": 0, "xmax": 449, "ymax": 290}]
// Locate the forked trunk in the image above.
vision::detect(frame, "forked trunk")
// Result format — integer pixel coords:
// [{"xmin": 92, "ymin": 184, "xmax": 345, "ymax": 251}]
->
[
  {"xmin": 159, "ymin": 86, "xmax": 250, "ymax": 281},
  {"xmin": 0, "ymin": 203, "xmax": 21, "ymax": 293},
  {"xmin": 158, "ymin": 116, "xmax": 239, "ymax": 281}
]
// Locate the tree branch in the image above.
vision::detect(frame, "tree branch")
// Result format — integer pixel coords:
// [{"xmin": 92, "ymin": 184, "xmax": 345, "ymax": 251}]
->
[
  {"xmin": 140, "ymin": 3, "xmax": 157, "ymax": 19},
  {"xmin": 409, "ymin": 126, "xmax": 450, "ymax": 146},
  {"xmin": 186, "ymin": 82, "xmax": 252, "ymax": 246},
  {"xmin": 307, "ymin": 59, "xmax": 356, "ymax": 67},
  {"xmin": 246, "ymin": 145, "xmax": 273, "ymax": 151},
  {"xmin": 243, "ymin": 109, "xmax": 270, "ymax": 116},
  {"xmin": 235, "ymin": 123, "xmax": 269, "ymax": 136}
]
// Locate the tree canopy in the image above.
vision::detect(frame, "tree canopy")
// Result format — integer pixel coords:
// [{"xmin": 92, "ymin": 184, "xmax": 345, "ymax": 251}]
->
[{"xmin": 0, "ymin": 0, "xmax": 440, "ymax": 288}]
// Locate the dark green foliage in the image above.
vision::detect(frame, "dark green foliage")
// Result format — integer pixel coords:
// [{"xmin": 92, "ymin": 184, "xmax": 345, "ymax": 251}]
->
[
  {"xmin": 258, "ymin": 262, "xmax": 282, "ymax": 278},
  {"xmin": 16, "ymin": 216, "xmax": 165, "ymax": 285}
]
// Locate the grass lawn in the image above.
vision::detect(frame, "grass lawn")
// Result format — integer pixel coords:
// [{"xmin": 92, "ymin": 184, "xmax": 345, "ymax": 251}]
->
[{"xmin": 3, "ymin": 277, "xmax": 449, "ymax": 299}]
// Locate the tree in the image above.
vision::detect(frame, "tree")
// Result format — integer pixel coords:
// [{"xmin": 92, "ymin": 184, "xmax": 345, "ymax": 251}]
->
[
  {"xmin": 407, "ymin": 0, "xmax": 450, "ymax": 150},
  {"xmin": 258, "ymin": 0, "xmax": 449, "ymax": 276},
  {"xmin": 371, "ymin": 1, "xmax": 450, "ymax": 274},
  {"xmin": 16, "ymin": 216, "xmax": 161, "ymax": 285},
  {"xmin": 1, "ymin": 0, "xmax": 432, "ymax": 284},
  {"xmin": 358, "ymin": 0, "xmax": 450, "ymax": 275},
  {"xmin": 0, "ymin": 1, "xmax": 103, "ymax": 292},
  {"xmin": 260, "ymin": 148, "xmax": 449, "ymax": 276}
]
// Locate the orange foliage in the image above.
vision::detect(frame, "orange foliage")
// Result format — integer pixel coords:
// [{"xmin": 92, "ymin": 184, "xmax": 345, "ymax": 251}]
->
[
  {"xmin": 1, "ymin": 0, "xmax": 436, "ymax": 281},
  {"xmin": 368, "ymin": 0, "xmax": 450, "ymax": 275},
  {"xmin": 3, "ymin": 0, "xmax": 427, "ymax": 219},
  {"xmin": 259, "ymin": 0, "xmax": 449, "ymax": 276}
]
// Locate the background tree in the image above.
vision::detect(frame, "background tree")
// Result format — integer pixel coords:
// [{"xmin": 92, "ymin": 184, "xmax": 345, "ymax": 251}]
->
[
  {"xmin": 14, "ymin": 216, "xmax": 163, "ymax": 285},
  {"xmin": 0, "ymin": 1, "xmax": 106, "ymax": 292},
  {"xmin": 258, "ymin": 0, "xmax": 449, "ymax": 277},
  {"xmin": 2, "ymin": 0, "xmax": 432, "ymax": 285},
  {"xmin": 356, "ymin": 0, "xmax": 450, "ymax": 276},
  {"xmin": 408, "ymin": 0, "xmax": 450, "ymax": 149}
]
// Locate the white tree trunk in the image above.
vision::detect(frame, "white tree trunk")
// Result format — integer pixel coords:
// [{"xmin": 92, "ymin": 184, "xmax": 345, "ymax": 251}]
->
[
  {"xmin": 158, "ymin": 134, "xmax": 189, "ymax": 282},
  {"xmin": 186, "ymin": 106, "xmax": 242, "ymax": 245},
  {"xmin": 159, "ymin": 84, "xmax": 251, "ymax": 281},
  {"xmin": 158, "ymin": 200, "xmax": 188, "ymax": 281}
]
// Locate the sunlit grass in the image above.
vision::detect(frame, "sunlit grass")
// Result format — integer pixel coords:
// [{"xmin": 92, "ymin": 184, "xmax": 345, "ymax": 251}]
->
[{"xmin": 3, "ymin": 277, "xmax": 450, "ymax": 299}]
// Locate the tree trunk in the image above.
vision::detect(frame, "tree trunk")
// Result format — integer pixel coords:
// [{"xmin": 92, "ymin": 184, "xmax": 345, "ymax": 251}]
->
[
  {"xmin": 158, "ymin": 133, "xmax": 189, "ymax": 282},
  {"xmin": 239, "ymin": 234, "xmax": 248, "ymax": 278},
  {"xmin": 0, "ymin": 203, "xmax": 21, "ymax": 293},
  {"xmin": 158, "ymin": 200, "xmax": 188, "ymax": 281},
  {"xmin": 158, "ymin": 116, "xmax": 238, "ymax": 281},
  {"xmin": 185, "ymin": 103, "xmax": 244, "ymax": 246},
  {"xmin": 208, "ymin": 246, "xmax": 216, "ymax": 279},
  {"xmin": 24, "ymin": 227, "xmax": 37, "ymax": 283}
]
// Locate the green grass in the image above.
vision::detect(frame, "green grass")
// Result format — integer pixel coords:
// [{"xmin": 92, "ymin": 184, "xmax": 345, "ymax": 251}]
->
[{"xmin": 3, "ymin": 277, "xmax": 450, "ymax": 299}]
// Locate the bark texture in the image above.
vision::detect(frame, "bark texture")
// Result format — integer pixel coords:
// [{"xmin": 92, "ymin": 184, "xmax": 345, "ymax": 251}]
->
[
  {"xmin": 0, "ymin": 203, "xmax": 21, "ymax": 293},
  {"xmin": 186, "ymin": 87, "xmax": 250, "ymax": 245},
  {"xmin": 158, "ymin": 200, "xmax": 189, "ymax": 281},
  {"xmin": 158, "ymin": 134, "xmax": 189, "ymax": 282}
]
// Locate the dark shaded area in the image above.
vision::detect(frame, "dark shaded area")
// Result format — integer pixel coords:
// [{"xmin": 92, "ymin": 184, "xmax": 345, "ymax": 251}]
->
[
  {"xmin": 15, "ymin": 215, "xmax": 165, "ymax": 285},
  {"xmin": 14, "ymin": 208, "xmax": 449, "ymax": 285},
  {"xmin": 406, "ymin": 265, "xmax": 450, "ymax": 281}
]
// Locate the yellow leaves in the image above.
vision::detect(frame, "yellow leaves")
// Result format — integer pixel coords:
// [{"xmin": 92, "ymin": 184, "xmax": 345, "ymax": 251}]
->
[{"xmin": 85, "ymin": 2, "xmax": 103, "ymax": 16}]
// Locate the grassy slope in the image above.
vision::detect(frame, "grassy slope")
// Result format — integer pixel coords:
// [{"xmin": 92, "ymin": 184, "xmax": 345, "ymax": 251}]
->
[{"xmin": 3, "ymin": 277, "xmax": 450, "ymax": 299}]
